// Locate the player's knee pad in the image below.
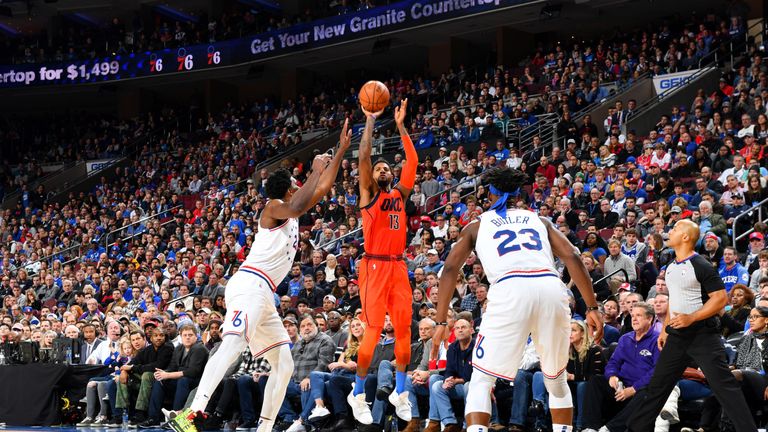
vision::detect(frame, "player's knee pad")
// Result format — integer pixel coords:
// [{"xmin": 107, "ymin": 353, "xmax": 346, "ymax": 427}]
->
[
  {"xmin": 464, "ymin": 369, "xmax": 495, "ymax": 415},
  {"xmin": 543, "ymin": 371, "xmax": 572, "ymax": 409}
]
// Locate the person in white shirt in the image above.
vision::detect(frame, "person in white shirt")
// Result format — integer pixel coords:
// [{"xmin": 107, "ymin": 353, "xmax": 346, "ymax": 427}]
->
[
  {"xmin": 718, "ymin": 154, "xmax": 747, "ymax": 185},
  {"xmin": 86, "ymin": 320, "xmax": 122, "ymax": 364}
]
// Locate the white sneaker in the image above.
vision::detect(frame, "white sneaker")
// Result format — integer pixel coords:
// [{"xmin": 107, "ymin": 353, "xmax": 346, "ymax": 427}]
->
[
  {"xmin": 599, "ymin": 427, "xmax": 610, "ymax": 432},
  {"xmin": 387, "ymin": 390, "xmax": 412, "ymax": 421},
  {"xmin": 347, "ymin": 385, "xmax": 373, "ymax": 425},
  {"xmin": 161, "ymin": 409, "xmax": 177, "ymax": 422},
  {"xmin": 284, "ymin": 420, "xmax": 306, "ymax": 432},
  {"xmin": 307, "ymin": 405, "xmax": 331, "ymax": 420},
  {"xmin": 76, "ymin": 417, "xmax": 94, "ymax": 427}
]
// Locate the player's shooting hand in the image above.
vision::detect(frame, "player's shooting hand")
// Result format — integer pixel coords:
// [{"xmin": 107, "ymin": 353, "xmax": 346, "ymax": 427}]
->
[
  {"xmin": 300, "ymin": 377, "xmax": 311, "ymax": 392},
  {"xmin": 362, "ymin": 107, "xmax": 385, "ymax": 119},
  {"xmin": 669, "ymin": 312, "xmax": 695, "ymax": 329},
  {"xmin": 394, "ymin": 98, "xmax": 409, "ymax": 126},
  {"xmin": 312, "ymin": 154, "xmax": 331, "ymax": 172},
  {"xmin": 338, "ymin": 119, "xmax": 352, "ymax": 153},
  {"xmin": 586, "ymin": 310, "xmax": 604, "ymax": 345},
  {"xmin": 430, "ymin": 325, "xmax": 447, "ymax": 361}
]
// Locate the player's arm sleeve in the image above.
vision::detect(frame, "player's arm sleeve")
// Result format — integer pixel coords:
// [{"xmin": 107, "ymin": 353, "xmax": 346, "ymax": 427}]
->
[{"xmin": 399, "ymin": 133, "xmax": 418, "ymax": 190}]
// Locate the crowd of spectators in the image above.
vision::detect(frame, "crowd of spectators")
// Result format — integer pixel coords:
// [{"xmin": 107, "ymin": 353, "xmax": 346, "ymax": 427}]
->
[
  {"xmin": 0, "ymin": 1, "xmax": 385, "ymax": 65},
  {"xmin": 1, "ymin": 4, "xmax": 768, "ymax": 432}
]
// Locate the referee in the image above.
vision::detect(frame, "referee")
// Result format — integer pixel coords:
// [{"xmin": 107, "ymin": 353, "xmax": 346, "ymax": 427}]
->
[{"xmin": 627, "ymin": 220, "xmax": 756, "ymax": 431}]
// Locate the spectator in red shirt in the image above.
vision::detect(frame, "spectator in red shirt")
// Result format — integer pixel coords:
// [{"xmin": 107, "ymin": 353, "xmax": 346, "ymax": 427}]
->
[{"xmin": 537, "ymin": 156, "xmax": 556, "ymax": 184}]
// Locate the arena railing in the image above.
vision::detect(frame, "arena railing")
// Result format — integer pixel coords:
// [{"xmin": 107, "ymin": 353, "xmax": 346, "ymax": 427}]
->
[
  {"xmin": 732, "ymin": 196, "xmax": 768, "ymax": 248},
  {"xmin": 593, "ymin": 268, "xmax": 629, "ymax": 287},
  {"xmin": 21, "ymin": 242, "xmax": 84, "ymax": 276},
  {"xmin": 102, "ymin": 204, "xmax": 183, "ymax": 250}
]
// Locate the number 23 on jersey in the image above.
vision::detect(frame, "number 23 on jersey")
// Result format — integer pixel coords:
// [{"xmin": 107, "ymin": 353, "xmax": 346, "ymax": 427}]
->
[{"xmin": 494, "ymin": 228, "xmax": 543, "ymax": 256}]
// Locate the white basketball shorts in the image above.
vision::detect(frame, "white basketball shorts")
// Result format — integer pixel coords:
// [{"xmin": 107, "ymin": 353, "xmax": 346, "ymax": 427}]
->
[
  {"xmin": 220, "ymin": 270, "xmax": 290, "ymax": 357},
  {"xmin": 471, "ymin": 272, "xmax": 571, "ymax": 381}
]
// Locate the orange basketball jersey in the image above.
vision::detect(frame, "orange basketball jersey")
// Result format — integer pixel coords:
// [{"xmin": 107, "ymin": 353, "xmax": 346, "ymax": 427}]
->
[{"xmin": 361, "ymin": 188, "xmax": 407, "ymax": 256}]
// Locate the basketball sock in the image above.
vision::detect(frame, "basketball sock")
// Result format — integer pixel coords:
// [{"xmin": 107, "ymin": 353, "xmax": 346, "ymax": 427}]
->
[
  {"xmin": 467, "ymin": 425, "xmax": 488, "ymax": 432},
  {"xmin": 395, "ymin": 371, "xmax": 406, "ymax": 394},
  {"xmin": 190, "ymin": 336, "xmax": 245, "ymax": 412},
  {"xmin": 354, "ymin": 375, "xmax": 367, "ymax": 396},
  {"xmin": 552, "ymin": 424, "xmax": 573, "ymax": 432}
]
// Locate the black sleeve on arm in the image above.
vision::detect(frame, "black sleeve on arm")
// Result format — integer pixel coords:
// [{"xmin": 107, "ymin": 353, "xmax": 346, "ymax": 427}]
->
[{"xmin": 691, "ymin": 255, "xmax": 725, "ymax": 295}]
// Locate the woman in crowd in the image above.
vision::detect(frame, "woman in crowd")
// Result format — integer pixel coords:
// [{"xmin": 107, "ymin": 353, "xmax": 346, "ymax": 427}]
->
[
  {"xmin": 305, "ymin": 318, "xmax": 364, "ymax": 423},
  {"xmin": 567, "ymin": 319, "xmax": 604, "ymax": 430},
  {"xmin": 731, "ymin": 306, "xmax": 768, "ymax": 421},
  {"xmin": 721, "ymin": 284, "xmax": 753, "ymax": 336},
  {"xmin": 583, "ymin": 233, "xmax": 608, "ymax": 267}
]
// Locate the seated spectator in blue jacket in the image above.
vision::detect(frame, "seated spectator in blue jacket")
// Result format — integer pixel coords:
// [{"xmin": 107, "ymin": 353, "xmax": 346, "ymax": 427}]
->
[
  {"xmin": 581, "ymin": 303, "xmax": 660, "ymax": 432},
  {"xmin": 424, "ymin": 318, "xmax": 474, "ymax": 432}
]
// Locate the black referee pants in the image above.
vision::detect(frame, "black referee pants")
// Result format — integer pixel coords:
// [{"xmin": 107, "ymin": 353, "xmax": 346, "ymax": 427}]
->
[{"xmin": 627, "ymin": 328, "xmax": 756, "ymax": 432}]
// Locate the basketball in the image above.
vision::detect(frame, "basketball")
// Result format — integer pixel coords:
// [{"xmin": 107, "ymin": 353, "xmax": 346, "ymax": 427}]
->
[{"xmin": 358, "ymin": 80, "xmax": 390, "ymax": 113}]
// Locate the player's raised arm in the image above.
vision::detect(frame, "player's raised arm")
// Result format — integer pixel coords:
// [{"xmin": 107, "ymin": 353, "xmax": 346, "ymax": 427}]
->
[
  {"xmin": 263, "ymin": 155, "xmax": 330, "ymax": 221},
  {"xmin": 358, "ymin": 106, "xmax": 383, "ymax": 207},
  {"xmin": 543, "ymin": 217, "xmax": 604, "ymax": 343},
  {"xmin": 431, "ymin": 220, "xmax": 479, "ymax": 360},
  {"xmin": 311, "ymin": 119, "xmax": 353, "ymax": 203},
  {"xmin": 394, "ymin": 99, "xmax": 417, "ymax": 199}
]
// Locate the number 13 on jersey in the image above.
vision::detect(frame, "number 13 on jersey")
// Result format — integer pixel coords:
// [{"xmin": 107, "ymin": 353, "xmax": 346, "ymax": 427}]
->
[{"xmin": 494, "ymin": 228, "xmax": 542, "ymax": 256}]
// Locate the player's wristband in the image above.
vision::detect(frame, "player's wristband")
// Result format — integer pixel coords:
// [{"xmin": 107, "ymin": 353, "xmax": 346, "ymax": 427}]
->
[
  {"xmin": 435, "ymin": 321, "xmax": 448, "ymax": 326},
  {"xmin": 586, "ymin": 306, "xmax": 599, "ymax": 312}
]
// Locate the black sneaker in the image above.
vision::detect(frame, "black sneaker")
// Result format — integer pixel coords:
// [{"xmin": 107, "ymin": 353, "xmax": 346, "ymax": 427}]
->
[
  {"xmin": 376, "ymin": 386, "xmax": 393, "ymax": 401},
  {"xmin": 236, "ymin": 420, "xmax": 258, "ymax": 430},
  {"xmin": 138, "ymin": 418, "xmax": 161, "ymax": 429}
]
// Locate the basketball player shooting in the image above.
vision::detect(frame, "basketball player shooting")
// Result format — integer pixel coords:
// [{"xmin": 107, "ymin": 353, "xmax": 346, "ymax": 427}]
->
[
  {"xmin": 346, "ymin": 98, "xmax": 418, "ymax": 425},
  {"xmin": 169, "ymin": 121, "xmax": 353, "ymax": 432},
  {"xmin": 431, "ymin": 167, "xmax": 603, "ymax": 432}
]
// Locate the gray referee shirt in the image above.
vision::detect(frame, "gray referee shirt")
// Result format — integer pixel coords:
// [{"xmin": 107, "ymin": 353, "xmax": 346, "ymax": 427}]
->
[{"xmin": 665, "ymin": 254, "xmax": 725, "ymax": 315}]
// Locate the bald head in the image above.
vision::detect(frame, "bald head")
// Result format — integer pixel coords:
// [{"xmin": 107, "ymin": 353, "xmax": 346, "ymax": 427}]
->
[{"xmin": 674, "ymin": 219, "xmax": 700, "ymax": 246}]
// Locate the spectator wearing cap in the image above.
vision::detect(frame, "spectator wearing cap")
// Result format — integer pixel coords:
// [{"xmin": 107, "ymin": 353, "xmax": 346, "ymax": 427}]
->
[
  {"xmin": 322, "ymin": 294, "xmax": 337, "ymax": 314},
  {"xmin": 424, "ymin": 249, "xmax": 444, "ymax": 274},
  {"xmin": 338, "ymin": 279, "xmax": 361, "ymax": 316},
  {"xmin": 283, "ymin": 316, "xmax": 300, "ymax": 346},
  {"xmin": 745, "ymin": 232, "xmax": 766, "ymax": 273},
  {"xmin": 22, "ymin": 306, "xmax": 40, "ymax": 325},
  {"xmin": 625, "ymin": 178, "xmax": 647, "ymax": 205},
  {"xmin": 724, "ymin": 192, "xmax": 752, "ymax": 238},
  {"xmin": 718, "ymin": 246, "xmax": 750, "ymax": 294}
]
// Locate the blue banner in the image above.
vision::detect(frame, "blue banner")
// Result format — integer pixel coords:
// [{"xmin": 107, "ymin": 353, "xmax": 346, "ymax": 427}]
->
[{"xmin": 0, "ymin": 0, "xmax": 528, "ymax": 89}]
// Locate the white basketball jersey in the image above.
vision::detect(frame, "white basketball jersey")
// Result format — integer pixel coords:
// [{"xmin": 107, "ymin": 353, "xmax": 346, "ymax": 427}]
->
[
  {"xmin": 239, "ymin": 216, "xmax": 299, "ymax": 291},
  {"xmin": 475, "ymin": 209, "xmax": 557, "ymax": 284}
]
